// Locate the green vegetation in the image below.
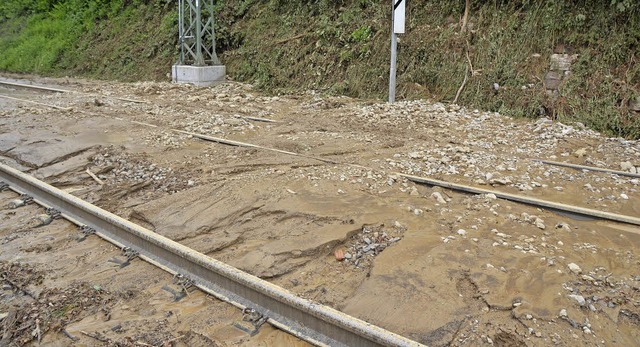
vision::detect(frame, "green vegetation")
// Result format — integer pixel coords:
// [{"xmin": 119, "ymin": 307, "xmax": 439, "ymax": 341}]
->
[
  {"xmin": 0, "ymin": 0, "xmax": 176, "ymax": 79},
  {"xmin": 1, "ymin": 0, "xmax": 639, "ymax": 137},
  {"xmin": 217, "ymin": 0, "xmax": 640, "ymax": 137}
]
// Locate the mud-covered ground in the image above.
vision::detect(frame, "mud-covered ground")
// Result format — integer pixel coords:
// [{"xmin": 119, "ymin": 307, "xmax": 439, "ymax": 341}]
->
[{"xmin": 1, "ymin": 75, "xmax": 639, "ymax": 346}]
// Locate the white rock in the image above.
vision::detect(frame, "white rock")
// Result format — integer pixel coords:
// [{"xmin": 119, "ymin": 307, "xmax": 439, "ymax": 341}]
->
[
  {"xmin": 457, "ymin": 229, "xmax": 467, "ymax": 236},
  {"xmin": 568, "ymin": 294, "xmax": 586, "ymax": 306},
  {"xmin": 431, "ymin": 192, "xmax": 447, "ymax": 204},
  {"xmin": 620, "ymin": 193, "xmax": 629, "ymax": 200},
  {"xmin": 568, "ymin": 263, "xmax": 582, "ymax": 274},
  {"xmin": 574, "ymin": 148, "xmax": 587, "ymax": 158},
  {"xmin": 490, "ymin": 178, "xmax": 511, "ymax": 185},
  {"xmin": 621, "ymin": 161, "xmax": 635, "ymax": 173},
  {"xmin": 408, "ymin": 152, "xmax": 423, "ymax": 159}
]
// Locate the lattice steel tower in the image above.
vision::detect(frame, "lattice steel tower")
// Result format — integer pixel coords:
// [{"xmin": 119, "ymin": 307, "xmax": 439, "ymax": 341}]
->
[{"xmin": 178, "ymin": 0, "xmax": 221, "ymax": 66}]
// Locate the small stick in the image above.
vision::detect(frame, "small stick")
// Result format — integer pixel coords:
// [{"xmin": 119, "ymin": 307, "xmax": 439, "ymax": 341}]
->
[
  {"xmin": 276, "ymin": 33, "xmax": 307, "ymax": 44},
  {"xmin": 233, "ymin": 115, "xmax": 278, "ymax": 123},
  {"xmin": 466, "ymin": 50, "xmax": 475, "ymax": 75},
  {"xmin": 181, "ymin": 284, "xmax": 191, "ymax": 297},
  {"xmin": 80, "ymin": 330, "xmax": 109, "ymax": 342},
  {"xmin": 453, "ymin": 65, "xmax": 469, "ymax": 104},
  {"xmin": 62, "ymin": 329, "xmax": 79, "ymax": 341},
  {"xmin": 35, "ymin": 318, "xmax": 41, "ymax": 343},
  {"xmin": 85, "ymin": 169, "xmax": 105, "ymax": 185},
  {"xmin": 465, "ymin": 40, "xmax": 482, "ymax": 76},
  {"xmin": 131, "ymin": 120, "xmax": 159, "ymax": 128},
  {"xmin": 113, "ymin": 97, "xmax": 149, "ymax": 104}
]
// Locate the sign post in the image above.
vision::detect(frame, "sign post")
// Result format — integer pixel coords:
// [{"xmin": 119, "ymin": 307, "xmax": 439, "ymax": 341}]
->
[{"xmin": 389, "ymin": 0, "xmax": 405, "ymax": 103}]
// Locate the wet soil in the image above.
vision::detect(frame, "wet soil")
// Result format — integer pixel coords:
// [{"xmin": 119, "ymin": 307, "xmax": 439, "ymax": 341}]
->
[
  {"xmin": 0, "ymin": 189, "xmax": 306, "ymax": 346},
  {"xmin": 1, "ymin": 75, "xmax": 639, "ymax": 346}
]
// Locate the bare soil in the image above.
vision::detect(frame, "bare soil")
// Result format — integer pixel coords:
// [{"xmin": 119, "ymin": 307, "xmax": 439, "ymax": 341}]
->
[{"xmin": 1, "ymin": 75, "xmax": 639, "ymax": 346}]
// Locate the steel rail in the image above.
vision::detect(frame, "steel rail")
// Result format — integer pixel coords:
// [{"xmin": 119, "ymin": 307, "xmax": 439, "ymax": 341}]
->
[
  {"xmin": 400, "ymin": 173, "xmax": 640, "ymax": 228},
  {"xmin": 0, "ymin": 94, "xmax": 72, "ymax": 111},
  {"xmin": 0, "ymin": 80, "xmax": 70, "ymax": 93},
  {"xmin": 0, "ymin": 79, "xmax": 148, "ymax": 104},
  {"xmin": 173, "ymin": 129, "xmax": 340, "ymax": 164},
  {"xmin": 0, "ymin": 162, "xmax": 423, "ymax": 347},
  {"xmin": 534, "ymin": 159, "xmax": 640, "ymax": 179},
  {"xmin": 1, "ymin": 79, "xmax": 276, "ymax": 123}
]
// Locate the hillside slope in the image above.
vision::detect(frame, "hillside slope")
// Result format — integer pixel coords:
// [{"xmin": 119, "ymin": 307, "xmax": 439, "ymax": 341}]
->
[{"xmin": 0, "ymin": 0, "xmax": 639, "ymax": 137}]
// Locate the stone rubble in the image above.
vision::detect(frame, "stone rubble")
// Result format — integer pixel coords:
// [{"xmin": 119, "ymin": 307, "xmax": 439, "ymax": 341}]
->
[{"xmin": 339, "ymin": 224, "xmax": 404, "ymax": 269}]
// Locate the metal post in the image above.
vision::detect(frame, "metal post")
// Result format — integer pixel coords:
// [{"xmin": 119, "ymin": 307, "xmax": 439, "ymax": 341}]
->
[
  {"xmin": 389, "ymin": 0, "xmax": 397, "ymax": 103},
  {"xmin": 178, "ymin": 0, "xmax": 185, "ymax": 64},
  {"xmin": 194, "ymin": 0, "xmax": 205, "ymax": 66},
  {"xmin": 208, "ymin": 0, "xmax": 221, "ymax": 65}
]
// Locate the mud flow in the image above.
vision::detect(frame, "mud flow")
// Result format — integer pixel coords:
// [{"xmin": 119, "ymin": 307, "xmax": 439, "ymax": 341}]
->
[{"xmin": 1, "ymin": 76, "xmax": 639, "ymax": 346}]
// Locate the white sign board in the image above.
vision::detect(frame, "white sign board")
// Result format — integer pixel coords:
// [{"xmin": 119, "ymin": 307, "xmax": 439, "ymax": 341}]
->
[{"xmin": 394, "ymin": 0, "xmax": 405, "ymax": 34}]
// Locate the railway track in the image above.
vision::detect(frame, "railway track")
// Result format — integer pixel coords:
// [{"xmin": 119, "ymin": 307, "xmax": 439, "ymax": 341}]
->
[
  {"xmin": 0, "ymin": 162, "xmax": 423, "ymax": 347},
  {"xmin": 3, "ymin": 76, "xmax": 640, "ymax": 346},
  {"xmin": 0, "ymin": 78, "xmax": 148, "ymax": 104},
  {"xmin": 5, "ymin": 80, "xmax": 639, "ymax": 229}
]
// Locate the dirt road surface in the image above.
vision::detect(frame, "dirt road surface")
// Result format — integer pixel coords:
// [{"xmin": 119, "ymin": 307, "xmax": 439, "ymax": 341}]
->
[{"xmin": 1, "ymin": 75, "xmax": 639, "ymax": 346}]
